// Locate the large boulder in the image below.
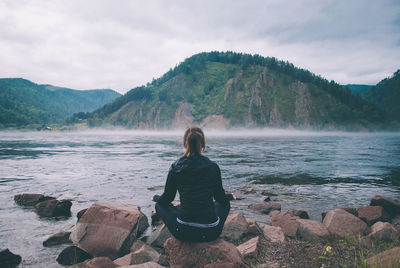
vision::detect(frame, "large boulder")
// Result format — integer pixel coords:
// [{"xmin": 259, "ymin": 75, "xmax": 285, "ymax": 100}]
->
[
  {"xmin": 263, "ymin": 225, "xmax": 286, "ymax": 243},
  {"xmin": 269, "ymin": 211, "xmax": 299, "ymax": 238},
  {"xmin": 56, "ymin": 246, "xmax": 92, "ymax": 266},
  {"xmin": 114, "ymin": 241, "xmax": 160, "ymax": 266},
  {"xmin": 322, "ymin": 209, "xmax": 367, "ymax": 237},
  {"xmin": 221, "ymin": 213, "xmax": 250, "ymax": 242},
  {"xmin": 237, "ymin": 236, "xmax": 261, "ymax": 259},
  {"xmin": 369, "ymin": 222, "xmax": 400, "ymax": 241},
  {"xmin": 164, "ymin": 237, "xmax": 247, "ymax": 268},
  {"xmin": 248, "ymin": 203, "xmax": 281, "ymax": 214},
  {"xmin": 43, "ymin": 224, "xmax": 74, "ymax": 247},
  {"xmin": 357, "ymin": 206, "xmax": 389, "ymax": 226},
  {"xmin": 370, "ymin": 195, "xmax": 400, "ymax": 217},
  {"xmin": 296, "ymin": 219, "xmax": 329, "ymax": 241},
  {"xmin": 35, "ymin": 199, "xmax": 72, "ymax": 217},
  {"xmin": 69, "ymin": 257, "xmax": 118, "ymax": 268},
  {"xmin": 70, "ymin": 202, "xmax": 149, "ymax": 259},
  {"xmin": 147, "ymin": 224, "xmax": 172, "ymax": 248},
  {"xmin": 14, "ymin": 193, "xmax": 55, "ymax": 206},
  {"xmin": 0, "ymin": 248, "xmax": 22, "ymax": 267},
  {"xmin": 366, "ymin": 246, "xmax": 400, "ymax": 268}
]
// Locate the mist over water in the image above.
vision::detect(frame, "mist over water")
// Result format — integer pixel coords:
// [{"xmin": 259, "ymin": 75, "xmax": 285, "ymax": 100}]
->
[{"xmin": 1, "ymin": 130, "xmax": 400, "ymax": 267}]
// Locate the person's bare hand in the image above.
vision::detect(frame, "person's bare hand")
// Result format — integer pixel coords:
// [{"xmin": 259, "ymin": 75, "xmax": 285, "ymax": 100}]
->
[{"xmin": 232, "ymin": 194, "xmax": 237, "ymax": 200}]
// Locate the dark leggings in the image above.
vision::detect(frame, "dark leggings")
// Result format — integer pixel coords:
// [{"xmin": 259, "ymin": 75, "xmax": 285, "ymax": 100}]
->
[{"xmin": 155, "ymin": 201, "xmax": 230, "ymax": 242}]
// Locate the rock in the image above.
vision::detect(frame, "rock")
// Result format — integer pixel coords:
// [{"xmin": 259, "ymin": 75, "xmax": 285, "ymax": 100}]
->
[
  {"xmin": 147, "ymin": 224, "xmax": 172, "ymax": 248},
  {"xmin": 243, "ymin": 188, "xmax": 256, "ymax": 194},
  {"xmin": 119, "ymin": 262, "xmax": 164, "ymax": 268},
  {"xmin": 342, "ymin": 207, "xmax": 358, "ymax": 217},
  {"xmin": 269, "ymin": 210, "xmax": 299, "ymax": 238},
  {"xmin": 287, "ymin": 209, "xmax": 309, "ymax": 219},
  {"xmin": 0, "ymin": 248, "xmax": 22, "ymax": 267},
  {"xmin": 358, "ymin": 235, "xmax": 372, "ymax": 247},
  {"xmin": 14, "ymin": 193, "xmax": 55, "ymax": 206},
  {"xmin": 114, "ymin": 241, "xmax": 160, "ymax": 266},
  {"xmin": 77, "ymin": 208, "xmax": 88, "ymax": 221},
  {"xmin": 322, "ymin": 209, "xmax": 367, "ymax": 237},
  {"xmin": 246, "ymin": 219, "xmax": 263, "ymax": 236},
  {"xmin": 35, "ymin": 199, "xmax": 72, "ymax": 217},
  {"xmin": 221, "ymin": 213, "xmax": 250, "ymax": 241},
  {"xmin": 321, "ymin": 207, "xmax": 357, "ymax": 221},
  {"xmin": 164, "ymin": 237, "xmax": 246, "ymax": 268},
  {"xmin": 237, "ymin": 236, "xmax": 260, "ymax": 259},
  {"xmin": 263, "ymin": 225, "xmax": 286, "ymax": 242},
  {"xmin": 366, "ymin": 246, "xmax": 400, "ymax": 268},
  {"xmin": 261, "ymin": 191, "xmax": 278, "ymax": 196},
  {"xmin": 151, "ymin": 211, "xmax": 162, "ymax": 226},
  {"xmin": 70, "ymin": 202, "xmax": 149, "ymax": 259},
  {"xmin": 43, "ymin": 224, "xmax": 74, "ymax": 247},
  {"xmin": 370, "ymin": 195, "xmax": 400, "ymax": 217},
  {"xmin": 296, "ymin": 219, "xmax": 329, "ymax": 241},
  {"xmin": 69, "ymin": 257, "xmax": 118, "ymax": 268},
  {"xmin": 369, "ymin": 221, "xmax": 400, "ymax": 241},
  {"xmin": 261, "ymin": 196, "xmax": 271, "ymax": 202},
  {"xmin": 157, "ymin": 254, "xmax": 169, "ymax": 267},
  {"xmin": 357, "ymin": 206, "xmax": 389, "ymax": 226},
  {"xmin": 56, "ymin": 246, "xmax": 92, "ymax": 266},
  {"xmin": 147, "ymin": 185, "xmax": 164, "ymax": 191},
  {"xmin": 248, "ymin": 203, "xmax": 281, "ymax": 214}
]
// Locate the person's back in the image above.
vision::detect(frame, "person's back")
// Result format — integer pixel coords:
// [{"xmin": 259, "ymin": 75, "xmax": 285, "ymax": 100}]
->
[{"xmin": 153, "ymin": 127, "xmax": 234, "ymax": 242}]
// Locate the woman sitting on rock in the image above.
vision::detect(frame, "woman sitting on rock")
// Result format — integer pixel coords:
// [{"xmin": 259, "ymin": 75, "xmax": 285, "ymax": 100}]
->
[{"xmin": 152, "ymin": 127, "xmax": 235, "ymax": 242}]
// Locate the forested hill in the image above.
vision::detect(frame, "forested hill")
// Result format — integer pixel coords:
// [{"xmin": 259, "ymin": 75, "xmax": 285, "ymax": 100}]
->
[
  {"xmin": 88, "ymin": 51, "xmax": 388, "ymax": 130},
  {"xmin": 361, "ymin": 70, "xmax": 400, "ymax": 123},
  {"xmin": 0, "ymin": 78, "xmax": 120, "ymax": 128}
]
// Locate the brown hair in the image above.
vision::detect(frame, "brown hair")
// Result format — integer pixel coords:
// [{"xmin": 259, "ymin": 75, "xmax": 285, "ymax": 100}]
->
[{"xmin": 183, "ymin": 127, "xmax": 205, "ymax": 157}]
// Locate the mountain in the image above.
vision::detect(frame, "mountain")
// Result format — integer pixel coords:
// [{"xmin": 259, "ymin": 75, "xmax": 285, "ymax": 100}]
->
[
  {"xmin": 344, "ymin": 84, "xmax": 373, "ymax": 95},
  {"xmin": 360, "ymin": 70, "xmax": 400, "ymax": 123},
  {"xmin": 88, "ymin": 51, "xmax": 387, "ymax": 130},
  {"xmin": 0, "ymin": 78, "xmax": 121, "ymax": 128}
]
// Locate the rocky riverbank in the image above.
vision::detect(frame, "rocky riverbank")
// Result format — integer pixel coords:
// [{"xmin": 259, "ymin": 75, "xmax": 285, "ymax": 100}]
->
[{"xmin": 5, "ymin": 193, "xmax": 400, "ymax": 267}]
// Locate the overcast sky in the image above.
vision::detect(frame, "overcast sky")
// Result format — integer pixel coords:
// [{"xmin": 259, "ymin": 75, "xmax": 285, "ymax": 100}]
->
[{"xmin": 1, "ymin": 0, "xmax": 399, "ymax": 94}]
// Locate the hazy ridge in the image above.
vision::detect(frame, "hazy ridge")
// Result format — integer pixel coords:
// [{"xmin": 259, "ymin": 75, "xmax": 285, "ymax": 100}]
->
[{"xmin": 0, "ymin": 78, "xmax": 121, "ymax": 129}]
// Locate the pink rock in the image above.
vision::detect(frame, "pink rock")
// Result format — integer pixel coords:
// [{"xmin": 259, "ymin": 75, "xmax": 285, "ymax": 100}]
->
[
  {"xmin": 163, "ymin": 238, "xmax": 247, "ymax": 268},
  {"xmin": 296, "ymin": 219, "xmax": 329, "ymax": 241},
  {"xmin": 287, "ymin": 209, "xmax": 309, "ymax": 219},
  {"xmin": 357, "ymin": 206, "xmax": 389, "ymax": 226},
  {"xmin": 246, "ymin": 219, "xmax": 263, "ymax": 236},
  {"xmin": 221, "ymin": 213, "xmax": 250, "ymax": 241},
  {"xmin": 237, "ymin": 236, "xmax": 260, "ymax": 259},
  {"xmin": 70, "ymin": 202, "xmax": 149, "ymax": 259},
  {"xmin": 370, "ymin": 195, "xmax": 400, "ymax": 217},
  {"xmin": 370, "ymin": 222, "xmax": 400, "ymax": 241},
  {"xmin": 263, "ymin": 225, "xmax": 285, "ymax": 242},
  {"xmin": 269, "ymin": 211, "xmax": 299, "ymax": 237},
  {"xmin": 69, "ymin": 257, "xmax": 118, "ymax": 268},
  {"xmin": 114, "ymin": 241, "xmax": 160, "ymax": 266},
  {"xmin": 118, "ymin": 262, "xmax": 164, "ymax": 268},
  {"xmin": 248, "ymin": 203, "xmax": 281, "ymax": 214},
  {"xmin": 322, "ymin": 209, "xmax": 367, "ymax": 237},
  {"xmin": 366, "ymin": 246, "xmax": 400, "ymax": 268}
]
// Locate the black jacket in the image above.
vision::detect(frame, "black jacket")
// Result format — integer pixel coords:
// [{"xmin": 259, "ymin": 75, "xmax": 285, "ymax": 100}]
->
[{"xmin": 154, "ymin": 154, "xmax": 233, "ymax": 223}]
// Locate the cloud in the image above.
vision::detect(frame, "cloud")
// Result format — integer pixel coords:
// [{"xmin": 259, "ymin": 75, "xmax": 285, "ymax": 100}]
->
[{"xmin": 0, "ymin": 0, "xmax": 399, "ymax": 93}]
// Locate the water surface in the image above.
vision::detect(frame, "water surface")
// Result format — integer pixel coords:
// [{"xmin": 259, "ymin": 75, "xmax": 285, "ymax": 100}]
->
[{"xmin": 1, "ymin": 130, "xmax": 399, "ymax": 267}]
